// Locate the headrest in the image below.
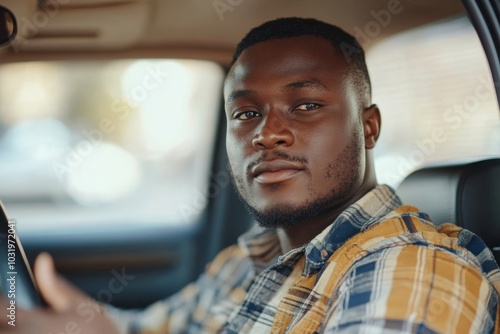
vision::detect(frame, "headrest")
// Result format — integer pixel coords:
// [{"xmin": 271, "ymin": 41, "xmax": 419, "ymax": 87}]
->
[{"xmin": 397, "ymin": 159, "xmax": 500, "ymax": 256}]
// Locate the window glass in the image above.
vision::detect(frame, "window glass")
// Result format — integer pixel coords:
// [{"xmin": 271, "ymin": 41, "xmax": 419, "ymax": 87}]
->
[
  {"xmin": 368, "ymin": 17, "xmax": 500, "ymax": 187},
  {"xmin": 0, "ymin": 60, "xmax": 223, "ymax": 232}
]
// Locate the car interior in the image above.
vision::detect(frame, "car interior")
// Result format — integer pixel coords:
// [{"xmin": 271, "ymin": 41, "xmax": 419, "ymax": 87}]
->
[{"xmin": 0, "ymin": 0, "xmax": 499, "ymax": 311}]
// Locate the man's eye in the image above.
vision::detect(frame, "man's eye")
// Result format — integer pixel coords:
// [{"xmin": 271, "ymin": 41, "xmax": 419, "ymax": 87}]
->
[
  {"xmin": 234, "ymin": 111, "xmax": 260, "ymax": 120},
  {"xmin": 294, "ymin": 102, "xmax": 320, "ymax": 111}
]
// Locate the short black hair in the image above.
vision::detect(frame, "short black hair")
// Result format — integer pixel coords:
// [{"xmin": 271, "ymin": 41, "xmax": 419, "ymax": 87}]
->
[{"xmin": 230, "ymin": 17, "xmax": 372, "ymax": 104}]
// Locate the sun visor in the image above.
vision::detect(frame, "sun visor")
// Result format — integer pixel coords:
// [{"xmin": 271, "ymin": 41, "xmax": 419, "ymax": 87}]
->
[{"xmin": 0, "ymin": 0, "xmax": 151, "ymax": 52}]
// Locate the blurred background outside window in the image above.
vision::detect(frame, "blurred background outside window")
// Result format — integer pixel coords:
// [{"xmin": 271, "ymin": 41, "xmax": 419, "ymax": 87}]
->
[
  {"xmin": 0, "ymin": 59, "xmax": 223, "ymax": 232},
  {"xmin": 370, "ymin": 17, "xmax": 500, "ymax": 187}
]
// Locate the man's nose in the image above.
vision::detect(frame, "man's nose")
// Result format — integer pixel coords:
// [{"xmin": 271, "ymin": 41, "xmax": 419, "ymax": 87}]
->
[{"xmin": 251, "ymin": 111, "xmax": 294, "ymax": 150}]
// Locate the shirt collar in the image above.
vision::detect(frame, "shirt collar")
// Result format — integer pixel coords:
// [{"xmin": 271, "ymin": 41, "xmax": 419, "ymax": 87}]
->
[
  {"xmin": 302, "ymin": 184, "xmax": 402, "ymax": 275},
  {"xmin": 238, "ymin": 185, "xmax": 402, "ymax": 276}
]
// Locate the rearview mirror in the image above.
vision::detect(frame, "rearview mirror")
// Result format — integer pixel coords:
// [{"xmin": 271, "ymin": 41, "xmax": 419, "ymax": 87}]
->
[{"xmin": 0, "ymin": 6, "xmax": 17, "ymax": 47}]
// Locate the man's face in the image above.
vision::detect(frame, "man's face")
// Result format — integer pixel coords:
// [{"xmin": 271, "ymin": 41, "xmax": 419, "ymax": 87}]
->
[{"xmin": 224, "ymin": 35, "xmax": 368, "ymax": 228}]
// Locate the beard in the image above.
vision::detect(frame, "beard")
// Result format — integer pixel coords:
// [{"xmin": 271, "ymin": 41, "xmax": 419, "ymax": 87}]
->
[{"xmin": 228, "ymin": 128, "xmax": 363, "ymax": 230}]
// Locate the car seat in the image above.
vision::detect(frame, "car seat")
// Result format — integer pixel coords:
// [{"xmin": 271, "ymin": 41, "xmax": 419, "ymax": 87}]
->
[{"xmin": 396, "ymin": 158, "xmax": 500, "ymax": 264}]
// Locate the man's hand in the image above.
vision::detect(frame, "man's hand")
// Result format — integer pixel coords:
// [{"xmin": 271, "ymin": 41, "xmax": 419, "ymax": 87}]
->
[{"xmin": 0, "ymin": 253, "xmax": 118, "ymax": 334}]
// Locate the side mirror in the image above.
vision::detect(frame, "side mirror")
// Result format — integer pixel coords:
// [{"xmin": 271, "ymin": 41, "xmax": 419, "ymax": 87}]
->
[{"xmin": 0, "ymin": 5, "xmax": 17, "ymax": 47}]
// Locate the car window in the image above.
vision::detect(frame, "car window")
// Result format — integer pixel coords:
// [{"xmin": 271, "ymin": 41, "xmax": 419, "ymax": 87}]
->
[
  {"xmin": 0, "ymin": 59, "xmax": 224, "ymax": 233},
  {"xmin": 369, "ymin": 16, "xmax": 500, "ymax": 187}
]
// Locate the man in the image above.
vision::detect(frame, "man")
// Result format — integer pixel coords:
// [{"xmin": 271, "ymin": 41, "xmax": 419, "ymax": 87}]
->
[{"xmin": 3, "ymin": 17, "xmax": 500, "ymax": 333}]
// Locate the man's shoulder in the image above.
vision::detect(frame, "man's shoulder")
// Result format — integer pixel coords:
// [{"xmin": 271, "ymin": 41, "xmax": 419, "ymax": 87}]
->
[
  {"xmin": 352, "ymin": 204, "xmax": 500, "ymax": 280},
  {"xmin": 362, "ymin": 205, "xmax": 481, "ymax": 254},
  {"xmin": 322, "ymin": 221, "xmax": 500, "ymax": 334}
]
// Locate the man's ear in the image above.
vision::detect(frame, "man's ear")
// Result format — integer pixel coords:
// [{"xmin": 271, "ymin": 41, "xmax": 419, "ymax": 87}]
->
[{"xmin": 362, "ymin": 104, "xmax": 381, "ymax": 149}]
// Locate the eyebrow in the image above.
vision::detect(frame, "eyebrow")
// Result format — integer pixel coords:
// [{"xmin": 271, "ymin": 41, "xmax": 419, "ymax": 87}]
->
[
  {"xmin": 227, "ymin": 89, "xmax": 254, "ymax": 103},
  {"xmin": 283, "ymin": 79, "xmax": 328, "ymax": 92},
  {"xmin": 226, "ymin": 79, "xmax": 327, "ymax": 104}
]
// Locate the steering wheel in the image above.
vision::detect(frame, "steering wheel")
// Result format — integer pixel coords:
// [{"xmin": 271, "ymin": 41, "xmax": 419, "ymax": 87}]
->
[{"xmin": 0, "ymin": 201, "xmax": 44, "ymax": 310}]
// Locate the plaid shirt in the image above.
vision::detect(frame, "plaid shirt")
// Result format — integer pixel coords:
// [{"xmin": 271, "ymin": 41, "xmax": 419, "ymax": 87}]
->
[{"xmin": 107, "ymin": 185, "xmax": 500, "ymax": 333}]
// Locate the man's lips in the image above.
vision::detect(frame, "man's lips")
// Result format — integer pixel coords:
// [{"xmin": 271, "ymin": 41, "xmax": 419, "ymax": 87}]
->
[{"xmin": 251, "ymin": 160, "xmax": 304, "ymax": 184}]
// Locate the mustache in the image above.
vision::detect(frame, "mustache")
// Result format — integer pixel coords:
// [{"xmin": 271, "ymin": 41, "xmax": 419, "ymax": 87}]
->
[{"xmin": 246, "ymin": 151, "xmax": 309, "ymax": 175}]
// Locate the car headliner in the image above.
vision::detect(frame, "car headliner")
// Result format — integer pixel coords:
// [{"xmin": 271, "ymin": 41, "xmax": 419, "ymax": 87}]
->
[{"xmin": 0, "ymin": 0, "xmax": 465, "ymax": 65}]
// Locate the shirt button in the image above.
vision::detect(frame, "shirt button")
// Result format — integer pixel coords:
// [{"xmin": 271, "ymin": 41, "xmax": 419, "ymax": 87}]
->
[{"xmin": 321, "ymin": 249, "xmax": 329, "ymax": 259}]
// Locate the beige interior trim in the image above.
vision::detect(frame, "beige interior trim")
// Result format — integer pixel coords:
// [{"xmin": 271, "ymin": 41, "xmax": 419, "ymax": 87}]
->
[{"xmin": 0, "ymin": 45, "xmax": 234, "ymax": 67}]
